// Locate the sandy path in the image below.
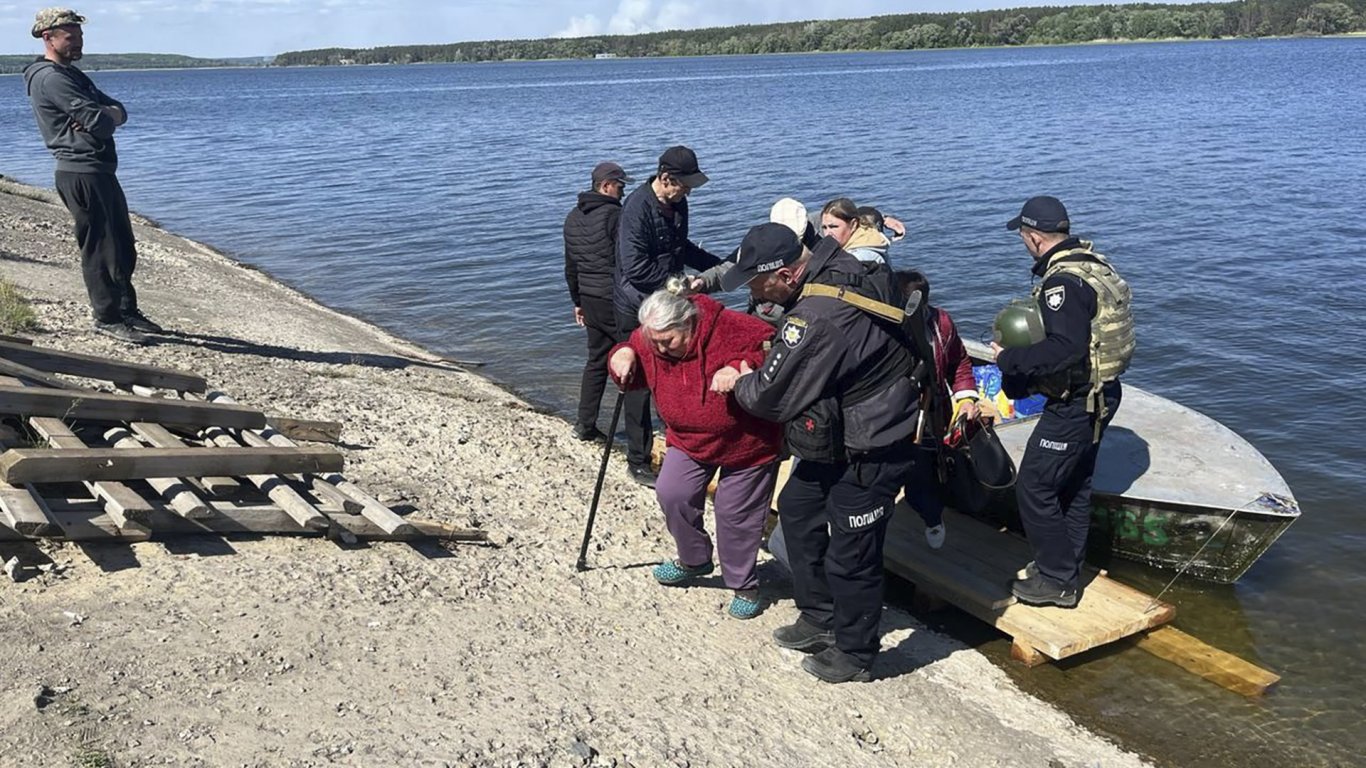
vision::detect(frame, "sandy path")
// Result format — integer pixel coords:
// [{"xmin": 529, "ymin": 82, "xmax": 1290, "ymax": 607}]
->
[{"xmin": 0, "ymin": 177, "xmax": 1147, "ymax": 768}]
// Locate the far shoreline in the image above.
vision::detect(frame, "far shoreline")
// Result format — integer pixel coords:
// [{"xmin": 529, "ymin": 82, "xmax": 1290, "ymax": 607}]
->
[{"xmin": 2, "ymin": 32, "xmax": 1361, "ymax": 76}]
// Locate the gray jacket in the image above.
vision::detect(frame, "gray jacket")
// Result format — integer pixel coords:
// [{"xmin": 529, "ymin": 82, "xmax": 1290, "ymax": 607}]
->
[{"xmin": 23, "ymin": 59, "xmax": 125, "ymax": 174}]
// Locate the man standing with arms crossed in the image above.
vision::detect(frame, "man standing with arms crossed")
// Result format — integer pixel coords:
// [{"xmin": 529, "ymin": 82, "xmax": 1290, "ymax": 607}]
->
[{"xmin": 24, "ymin": 7, "xmax": 161, "ymax": 344}]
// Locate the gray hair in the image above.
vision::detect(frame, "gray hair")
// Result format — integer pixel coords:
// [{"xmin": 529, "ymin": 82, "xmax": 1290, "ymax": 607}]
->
[{"xmin": 638, "ymin": 289, "xmax": 698, "ymax": 332}]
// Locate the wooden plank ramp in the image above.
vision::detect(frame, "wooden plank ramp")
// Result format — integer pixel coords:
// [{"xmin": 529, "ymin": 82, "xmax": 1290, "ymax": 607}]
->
[
  {"xmin": 883, "ymin": 505, "xmax": 1175, "ymax": 664},
  {"xmin": 1134, "ymin": 625, "xmax": 1280, "ymax": 696}
]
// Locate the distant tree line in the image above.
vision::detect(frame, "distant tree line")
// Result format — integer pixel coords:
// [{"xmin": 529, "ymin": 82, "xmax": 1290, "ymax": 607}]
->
[
  {"xmin": 0, "ymin": 53, "xmax": 264, "ymax": 76},
  {"xmin": 274, "ymin": 0, "xmax": 1366, "ymax": 66}
]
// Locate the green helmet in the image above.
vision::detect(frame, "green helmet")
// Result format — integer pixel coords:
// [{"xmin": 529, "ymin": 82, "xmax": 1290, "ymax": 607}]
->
[{"xmin": 994, "ymin": 298, "xmax": 1045, "ymax": 348}]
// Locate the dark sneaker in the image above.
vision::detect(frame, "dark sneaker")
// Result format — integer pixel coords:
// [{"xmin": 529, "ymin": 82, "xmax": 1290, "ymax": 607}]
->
[
  {"xmin": 1011, "ymin": 573, "xmax": 1078, "ymax": 608},
  {"xmin": 572, "ymin": 424, "xmax": 605, "ymax": 442},
  {"xmin": 627, "ymin": 464, "xmax": 657, "ymax": 488},
  {"xmin": 123, "ymin": 310, "xmax": 163, "ymax": 334},
  {"xmin": 772, "ymin": 616, "xmax": 835, "ymax": 653},
  {"xmin": 93, "ymin": 320, "xmax": 148, "ymax": 345},
  {"xmin": 801, "ymin": 647, "xmax": 872, "ymax": 684}
]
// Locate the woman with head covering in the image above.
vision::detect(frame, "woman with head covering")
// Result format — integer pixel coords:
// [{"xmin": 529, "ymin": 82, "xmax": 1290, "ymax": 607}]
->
[{"xmin": 608, "ymin": 289, "xmax": 781, "ymax": 619}]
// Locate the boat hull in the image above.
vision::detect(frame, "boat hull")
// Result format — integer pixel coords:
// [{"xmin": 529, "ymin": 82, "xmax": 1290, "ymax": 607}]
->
[{"xmin": 960, "ymin": 340, "xmax": 1300, "ymax": 583}]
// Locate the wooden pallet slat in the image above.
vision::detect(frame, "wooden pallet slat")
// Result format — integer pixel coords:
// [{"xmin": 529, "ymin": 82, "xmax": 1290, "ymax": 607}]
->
[
  {"xmin": 266, "ymin": 416, "xmax": 343, "ymax": 444},
  {"xmin": 104, "ymin": 427, "xmax": 211, "ymax": 519},
  {"xmin": 0, "ymin": 480, "xmax": 57, "ymax": 536},
  {"xmin": 1135, "ymin": 626, "xmax": 1281, "ymax": 696},
  {"xmin": 0, "ymin": 385, "xmax": 264, "ymax": 429},
  {"xmin": 27, "ymin": 416, "xmax": 156, "ymax": 526},
  {"xmin": 201, "ymin": 427, "xmax": 328, "ymax": 530},
  {"xmin": 0, "ymin": 356, "xmax": 78, "ymax": 389},
  {"xmin": 207, "ymin": 392, "xmax": 414, "ymax": 537},
  {"xmin": 0, "ymin": 340, "xmax": 206, "ymax": 391},
  {"xmin": 0, "ymin": 446, "xmax": 343, "ymax": 484},
  {"xmin": 0, "ymin": 501, "xmax": 484, "ymax": 544},
  {"xmin": 128, "ymin": 421, "xmax": 241, "ymax": 496}
]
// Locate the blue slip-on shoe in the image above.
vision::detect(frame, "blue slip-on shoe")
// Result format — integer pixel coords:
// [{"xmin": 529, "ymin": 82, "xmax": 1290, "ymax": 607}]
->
[
  {"xmin": 727, "ymin": 590, "xmax": 762, "ymax": 620},
  {"xmin": 652, "ymin": 559, "xmax": 714, "ymax": 586}
]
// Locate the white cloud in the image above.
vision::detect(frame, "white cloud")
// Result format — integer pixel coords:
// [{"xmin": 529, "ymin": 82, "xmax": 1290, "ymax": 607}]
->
[
  {"xmin": 557, "ymin": 14, "xmax": 605, "ymax": 37},
  {"xmin": 556, "ymin": 0, "xmax": 713, "ymax": 38}
]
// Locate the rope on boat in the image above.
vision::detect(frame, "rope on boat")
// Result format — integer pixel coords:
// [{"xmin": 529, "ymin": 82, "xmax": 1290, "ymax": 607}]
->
[{"xmin": 1143, "ymin": 497, "xmax": 1259, "ymax": 613}]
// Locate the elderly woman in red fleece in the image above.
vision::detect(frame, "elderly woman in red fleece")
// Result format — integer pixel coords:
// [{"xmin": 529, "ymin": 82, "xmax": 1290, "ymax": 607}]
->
[{"xmin": 609, "ymin": 289, "xmax": 780, "ymax": 620}]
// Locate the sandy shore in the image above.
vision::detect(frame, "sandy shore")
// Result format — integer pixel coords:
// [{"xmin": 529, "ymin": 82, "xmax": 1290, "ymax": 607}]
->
[{"xmin": 0, "ymin": 177, "xmax": 1148, "ymax": 768}]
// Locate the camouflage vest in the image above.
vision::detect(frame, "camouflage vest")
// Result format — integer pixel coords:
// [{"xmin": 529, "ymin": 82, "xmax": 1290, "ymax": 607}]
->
[{"xmin": 1032, "ymin": 242, "xmax": 1136, "ymax": 391}]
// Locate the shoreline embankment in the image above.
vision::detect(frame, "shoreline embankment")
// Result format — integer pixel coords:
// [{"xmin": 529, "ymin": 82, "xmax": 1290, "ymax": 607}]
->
[{"xmin": 0, "ymin": 176, "xmax": 1150, "ymax": 767}]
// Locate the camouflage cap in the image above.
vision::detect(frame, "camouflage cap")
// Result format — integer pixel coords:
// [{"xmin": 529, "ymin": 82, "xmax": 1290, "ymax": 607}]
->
[{"xmin": 31, "ymin": 7, "xmax": 85, "ymax": 38}]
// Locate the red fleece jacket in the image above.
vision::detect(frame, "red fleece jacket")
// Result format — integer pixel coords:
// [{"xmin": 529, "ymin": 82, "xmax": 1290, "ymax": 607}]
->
[{"xmin": 610, "ymin": 295, "xmax": 781, "ymax": 468}]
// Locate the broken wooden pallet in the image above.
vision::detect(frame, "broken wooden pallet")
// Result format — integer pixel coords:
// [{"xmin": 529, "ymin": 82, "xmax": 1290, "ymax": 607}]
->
[{"xmin": 0, "ymin": 342, "xmax": 450, "ymax": 557}]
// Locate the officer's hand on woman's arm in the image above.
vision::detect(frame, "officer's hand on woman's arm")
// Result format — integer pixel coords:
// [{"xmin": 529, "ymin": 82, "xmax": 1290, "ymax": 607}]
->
[
  {"xmin": 609, "ymin": 347, "xmax": 637, "ymax": 386},
  {"xmin": 710, "ymin": 366, "xmax": 740, "ymax": 393}
]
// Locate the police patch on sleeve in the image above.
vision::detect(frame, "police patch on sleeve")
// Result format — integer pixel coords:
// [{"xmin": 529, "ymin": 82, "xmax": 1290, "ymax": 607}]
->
[
  {"xmin": 1044, "ymin": 285, "xmax": 1066, "ymax": 311},
  {"xmin": 780, "ymin": 317, "xmax": 808, "ymax": 348}
]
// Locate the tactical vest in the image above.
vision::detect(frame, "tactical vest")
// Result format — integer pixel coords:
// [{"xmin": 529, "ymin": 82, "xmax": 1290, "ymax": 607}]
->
[{"xmin": 1032, "ymin": 242, "xmax": 1136, "ymax": 397}]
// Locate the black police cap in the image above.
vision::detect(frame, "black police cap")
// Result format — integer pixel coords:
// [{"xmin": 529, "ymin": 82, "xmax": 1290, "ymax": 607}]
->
[{"xmin": 1006, "ymin": 196, "xmax": 1070, "ymax": 233}]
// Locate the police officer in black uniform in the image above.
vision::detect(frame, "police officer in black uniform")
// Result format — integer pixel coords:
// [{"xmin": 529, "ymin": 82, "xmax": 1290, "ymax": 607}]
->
[
  {"xmin": 992, "ymin": 196, "xmax": 1128, "ymax": 608},
  {"xmin": 722, "ymin": 223, "xmax": 919, "ymax": 683}
]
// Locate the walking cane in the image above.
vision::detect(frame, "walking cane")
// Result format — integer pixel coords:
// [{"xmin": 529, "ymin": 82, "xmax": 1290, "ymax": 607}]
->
[{"xmin": 575, "ymin": 392, "xmax": 626, "ymax": 572}]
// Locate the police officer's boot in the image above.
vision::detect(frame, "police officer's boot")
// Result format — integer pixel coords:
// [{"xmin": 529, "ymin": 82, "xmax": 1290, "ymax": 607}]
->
[
  {"xmin": 1010, "ymin": 573, "xmax": 1078, "ymax": 608},
  {"xmin": 771, "ymin": 616, "xmax": 834, "ymax": 653},
  {"xmin": 801, "ymin": 647, "xmax": 872, "ymax": 684}
]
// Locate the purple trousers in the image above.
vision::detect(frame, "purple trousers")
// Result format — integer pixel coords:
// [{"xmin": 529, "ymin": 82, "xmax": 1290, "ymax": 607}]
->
[{"xmin": 655, "ymin": 449, "xmax": 777, "ymax": 592}]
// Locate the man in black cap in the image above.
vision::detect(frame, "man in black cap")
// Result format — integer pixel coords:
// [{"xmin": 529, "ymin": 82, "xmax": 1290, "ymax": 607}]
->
[
  {"xmin": 24, "ymin": 7, "xmax": 162, "ymax": 344},
  {"xmin": 725, "ymin": 223, "xmax": 920, "ymax": 684},
  {"xmin": 992, "ymin": 196, "xmax": 1134, "ymax": 607},
  {"xmin": 610, "ymin": 145, "xmax": 725, "ymax": 486},
  {"xmin": 564, "ymin": 161, "xmax": 632, "ymax": 441}
]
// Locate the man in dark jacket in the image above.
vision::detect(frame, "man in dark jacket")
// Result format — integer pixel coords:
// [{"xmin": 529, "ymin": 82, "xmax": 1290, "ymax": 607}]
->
[
  {"xmin": 23, "ymin": 8, "xmax": 160, "ymax": 344},
  {"xmin": 611, "ymin": 145, "xmax": 725, "ymax": 486},
  {"xmin": 564, "ymin": 161, "xmax": 631, "ymax": 441},
  {"xmin": 727, "ymin": 224, "xmax": 920, "ymax": 684}
]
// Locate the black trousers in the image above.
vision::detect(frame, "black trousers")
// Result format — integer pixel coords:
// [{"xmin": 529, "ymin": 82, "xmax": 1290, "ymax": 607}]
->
[
  {"xmin": 576, "ymin": 296, "xmax": 618, "ymax": 431},
  {"xmin": 613, "ymin": 308, "xmax": 654, "ymax": 469},
  {"xmin": 54, "ymin": 170, "xmax": 139, "ymax": 324},
  {"xmin": 777, "ymin": 443, "xmax": 914, "ymax": 666},
  {"xmin": 1015, "ymin": 381, "xmax": 1123, "ymax": 590}
]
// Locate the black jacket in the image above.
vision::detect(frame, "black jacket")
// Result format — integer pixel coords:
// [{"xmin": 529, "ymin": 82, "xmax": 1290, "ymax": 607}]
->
[
  {"xmin": 612, "ymin": 177, "xmax": 722, "ymax": 316},
  {"xmin": 734, "ymin": 238, "xmax": 919, "ymax": 455},
  {"xmin": 997, "ymin": 237, "xmax": 1098, "ymax": 400},
  {"xmin": 564, "ymin": 190, "xmax": 622, "ymax": 305}
]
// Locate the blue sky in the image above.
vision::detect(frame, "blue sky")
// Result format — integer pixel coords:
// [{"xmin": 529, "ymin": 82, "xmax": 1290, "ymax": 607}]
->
[{"xmin": 0, "ymin": 0, "xmax": 1064, "ymax": 58}]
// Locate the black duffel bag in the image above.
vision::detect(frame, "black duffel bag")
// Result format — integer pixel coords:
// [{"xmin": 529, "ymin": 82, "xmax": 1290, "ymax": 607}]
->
[{"xmin": 939, "ymin": 418, "xmax": 1016, "ymax": 515}]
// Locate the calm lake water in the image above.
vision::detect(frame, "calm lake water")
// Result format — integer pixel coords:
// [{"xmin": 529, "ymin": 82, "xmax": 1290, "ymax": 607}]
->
[{"xmin": 3, "ymin": 39, "xmax": 1364, "ymax": 766}]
